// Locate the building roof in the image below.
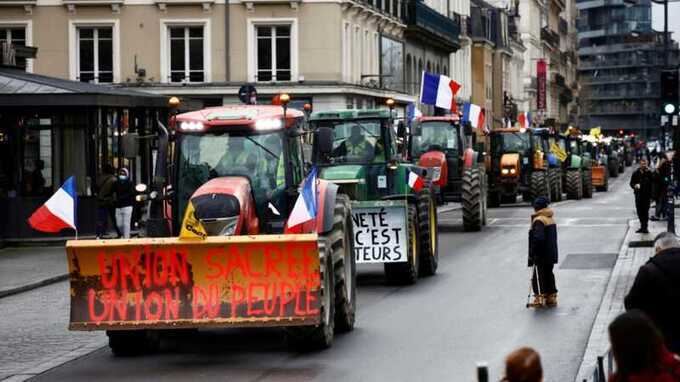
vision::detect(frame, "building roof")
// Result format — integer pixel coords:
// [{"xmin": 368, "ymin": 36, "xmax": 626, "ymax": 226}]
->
[{"xmin": 0, "ymin": 67, "xmax": 168, "ymax": 107}]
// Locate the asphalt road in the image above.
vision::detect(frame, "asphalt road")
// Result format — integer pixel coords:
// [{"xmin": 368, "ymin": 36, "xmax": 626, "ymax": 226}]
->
[{"xmin": 1, "ymin": 168, "xmax": 636, "ymax": 382}]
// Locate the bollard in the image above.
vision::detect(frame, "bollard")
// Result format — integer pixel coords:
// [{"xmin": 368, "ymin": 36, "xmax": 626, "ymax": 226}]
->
[{"xmin": 476, "ymin": 362, "xmax": 489, "ymax": 382}]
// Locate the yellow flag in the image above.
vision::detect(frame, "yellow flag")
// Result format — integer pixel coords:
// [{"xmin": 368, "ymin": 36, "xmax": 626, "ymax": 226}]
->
[
  {"xmin": 550, "ymin": 142, "xmax": 568, "ymax": 162},
  {"xmin": 179, "ymin": 201, "xmax": 207, "ymax": 240},
  {"xmin": 589, "ymin": 127, "xmax": 601, "ymax": 138}
]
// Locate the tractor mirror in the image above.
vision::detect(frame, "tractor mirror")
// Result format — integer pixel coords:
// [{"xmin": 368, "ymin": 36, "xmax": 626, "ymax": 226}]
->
[
  {"xmin": 317, "ymin": 126, "xmax": 333, "ymax": 155},
  {"xmin": 121, "ymin": 132, "xmax": 139, "ymax": 158}
]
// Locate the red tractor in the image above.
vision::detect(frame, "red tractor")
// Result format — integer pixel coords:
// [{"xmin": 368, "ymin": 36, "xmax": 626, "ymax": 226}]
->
[
  {"xmin": 65, "ymin": 104, "xmax": 356, "ymax": 354},
  {"xmin": 408, "ymin": 115, "xmax": 487, "ymax": 231}
]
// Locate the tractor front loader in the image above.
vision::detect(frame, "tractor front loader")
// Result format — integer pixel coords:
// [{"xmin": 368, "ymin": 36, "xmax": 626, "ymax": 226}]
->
[{"xmin": 66, "ymin": 104, "xmax": 357, "ymax": 355}]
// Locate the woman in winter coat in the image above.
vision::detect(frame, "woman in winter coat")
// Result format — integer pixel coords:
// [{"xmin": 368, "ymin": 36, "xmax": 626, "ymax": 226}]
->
[{"xmin": 608, "ymin": 310, "xmax": 680, "ymax": 382}]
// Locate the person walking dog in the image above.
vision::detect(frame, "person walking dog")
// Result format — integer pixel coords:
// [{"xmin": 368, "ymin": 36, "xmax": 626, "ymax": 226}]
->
[
  {"xmin": 528, "ymin": 196, "xmax": 559, "ymax": 308},
  {"xmin": 630, "ymin": 159, "xmax": 654, "ymax": 234}
]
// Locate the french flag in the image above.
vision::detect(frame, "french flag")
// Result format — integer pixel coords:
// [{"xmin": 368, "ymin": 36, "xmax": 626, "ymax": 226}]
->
[
  {"xmin": 419, "ymin": 72, "xmax": 461, "ymax": 112},
  {"xmin": 462, "ymin": 103, "xmax": 485, "ymax": 130},
  {"xmin": 28, "ymin": 176, "xmax": 77, "ymax": 233},
  {"xmin": 407, "ymin": 169, "xmax": 425, "ymax": 192},
  {"xmin": 287, "ymin": 167, "xmax": 318, "ymax": 230}
]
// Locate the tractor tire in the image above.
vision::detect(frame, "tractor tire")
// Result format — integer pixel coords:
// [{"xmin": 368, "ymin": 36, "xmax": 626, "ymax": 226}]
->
[
  {"xmin": 462, "ymin": 168, "xmax": 484, "ymax": 232},
  {"xmin": 417, "ymin": 188, "xmax": 439, "ymax": 277},
  {"xmin": 384, "ymin": 204, "xmax": 419, "ymax": 285},
  {"xmin": 287, "ymin": 239, "xmax": 335, "ymax": 350},
  {"xmin": 582, "ymin": 169, "xmax": 593, "ymax": 198},
  {"xmin": 596, "ymin": 170, "xmax": 609, "ymax": 192},
  {"xmin": 530, "ymin": 171, "xmax": 550, "ymax": 203},
  {"xmin": 556, "ymin": 170, "xmax": 564, "ymax": 201},
  {"xmin": 565, "ymin": 169, "xmax": 583, "ymax": 200},
  {"xmin": 619, "ymin": 161, "xmax": 625, "ymax": 174},
  {"xmin": 549, "ymin": 169, "xmax": 561, "ymax": 202},
  {"xmin": 609, "ymin": 160, "xmax": 619, "ymax": 178},
  {"xmin": 327, "ymin": 194, "xmax": 356, "ymax": 333},
  {"xmin": 107, "ymin": 330, "xmax": 161, "ymax": 357}
]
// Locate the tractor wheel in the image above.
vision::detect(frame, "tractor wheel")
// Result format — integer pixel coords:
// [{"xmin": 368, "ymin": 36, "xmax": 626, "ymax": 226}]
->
[
  {"xmin": 619, "ymin": 161, "xmax": 625, "ymax": 174},
  {"xmin": 565, "ymin": 169, "xmax": 582, "ymax": 200},
  {"xmin": 609, "ymin": 160, "xmax": 619, "ymax": 178},
  {"xmin": 107, "ymin": 330, "xmax": 161, "ymax": 357},
  {"xmin": 549, "ymin": 169, "xmax": 560, "ymax": 202},
  {"xmin": 462, "ymin": 168, "xmax": 484, "ymax": 232},
  {"xmin": 287, "ymin": 239, "xmax": 335, "ymax": 350},
  {"xmin": 417, "ymin": 188, "xmax": 439, "ymax": 277},
  {"xmin": 384, "ymin": 204, "xmax": 419, "ymax": 285},
  {"xmin": 530, "ymin": 171, "xmax": 550, "ymax": 202},
  {"xmin": 582, "ymin": 169, "xmax": 593, "ymax": 198},
  {"xmin": 556, "ymin": 170, "xmax": 564, "ymax": 201},
  {"xmin": 327, "ymin": 194, "xmax": 356, "ymax": 333}
]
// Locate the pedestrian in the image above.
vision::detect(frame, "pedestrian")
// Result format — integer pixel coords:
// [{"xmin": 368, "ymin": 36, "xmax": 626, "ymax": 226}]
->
[
  {"xmin": 114, "ymin": 168, "xmax": 135, "ymax": 238},
  {"xmin": 624, "ymin": 232, "xmax": 680, "ymax": 354},
  {"xmin": 95, "ymin": 164, "xmax": 119, "ymax": 239},
  {"xmin": 652, "ymin": 153, "xmax": 671, "ymax": 221},
  {"xmin": 608, "ymin": 310, "xmax": 680, "ymax": 382},
  {"xmin": 528, "ymin": 196, "xmax": 559, "ymax": 308},
  {"xmin": 630, "ymin": 158, "xmax": 654, "ymax": 234},
  {"xmin": 502, "ymin": 347, "xmax": 543, "ymax": 382}
]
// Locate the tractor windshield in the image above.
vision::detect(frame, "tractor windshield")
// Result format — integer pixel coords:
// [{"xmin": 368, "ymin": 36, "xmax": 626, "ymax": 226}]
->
[
  {"xmin": 176, "ymin": 131, "xmax": 284, "ymax": 221},
  {"xmin": 312, "ymin": 119, "xmax": 387, "ymax": 165},
  {"xmin": 411, "ymin": 121, "xmax": 458, "ymax": 157},
  {"xmin": 498, "ymin": 132, "xmax": 530, "ymax": 154}
]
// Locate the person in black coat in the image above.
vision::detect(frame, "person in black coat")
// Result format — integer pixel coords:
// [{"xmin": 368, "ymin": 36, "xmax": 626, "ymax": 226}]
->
[
  {"xmin": 625, "ymin": 232, "xmax": 680, "ymax": 354},
  {"xmin": 528, "ymin": 196, "xmax": 559, "ymax": 308},
  {"xmin": 630, "ymin": 159, "xmax": 654, "ymax": 233},
  {"xmin": 652, "ymin": 153, "xmax": 671, "ymax": 221}
]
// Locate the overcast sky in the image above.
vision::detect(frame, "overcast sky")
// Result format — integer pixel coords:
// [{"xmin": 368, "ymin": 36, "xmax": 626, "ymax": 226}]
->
[{"xmin": 652, "ymin": 3, "xmax": 680, "ymax": 43}]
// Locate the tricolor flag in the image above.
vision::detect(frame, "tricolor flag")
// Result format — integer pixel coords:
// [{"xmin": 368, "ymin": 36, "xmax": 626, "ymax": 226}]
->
[
  {"xmin": 518, "ymin": 112, "xmax": 527, "ymax": 129},
  {"xmin": 28, "ymin": 176, "xmax": 77, "ymax": 233},
  {"xmin": 419, "ymin": 72, "xmax": 461, "ymax": 112},
  {"xmin": 287, "ymin": 167, "xmax": 318, "ymax": 230},
  {"xmin": 462, "ymin": 103, "xmax": 485, "ymax": 129},
  {"xmin": 407, "ymin": 169, "xmax": 425, "ymax": 192}
]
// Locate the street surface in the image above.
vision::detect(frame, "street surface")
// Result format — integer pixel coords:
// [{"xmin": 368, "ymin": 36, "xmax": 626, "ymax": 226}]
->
[{"xmin": 0, "ymin": 169, "xmax": 635, "ymax": 382}]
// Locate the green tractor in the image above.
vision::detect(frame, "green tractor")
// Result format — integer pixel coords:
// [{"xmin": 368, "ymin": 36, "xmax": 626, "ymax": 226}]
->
[
  {"xmin": 563, "ymin": 134, "xmax": 594, "ymax": 200},
  {"xmin": 308, "ymin": 109, "xmax": 439, "ymax": 285},
  {"xmin": 486, "ymin": 128, "xmax": 551, "ymax": 206}
]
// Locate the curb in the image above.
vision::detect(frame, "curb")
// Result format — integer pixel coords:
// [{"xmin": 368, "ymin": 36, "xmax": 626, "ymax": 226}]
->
[
  {"xmin": 0, "ymin": 274, "xmax": 68, "ymax": 299},
  {"xmin": 437, "ymin": 204, "xmax": 462, "ymax": 214}
]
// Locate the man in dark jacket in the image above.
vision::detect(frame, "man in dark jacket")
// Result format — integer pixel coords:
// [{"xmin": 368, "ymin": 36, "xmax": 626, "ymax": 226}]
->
[
  {"xmin": 630, "ymin": 159, "xmax": 654, "ymax": 233},
  {"xmin": 652, "ymin": 153, "xmax": 671, "ymax": 221},
  {"xmin": 96, "ymin": 164, "xmax": 120, "ymax": 238},
  {"xmin": 528, "ymin": 196, "xmax": 559, "ymax": 308},
  {"xmin": 625, "ymin": 232, "xmax": 680, "ymax": 353}
]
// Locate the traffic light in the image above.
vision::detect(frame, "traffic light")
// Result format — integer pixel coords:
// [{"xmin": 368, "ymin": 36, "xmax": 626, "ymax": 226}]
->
[{"xmin": 660, "ymin": 69, "xmax": 679, "ymax": 115}]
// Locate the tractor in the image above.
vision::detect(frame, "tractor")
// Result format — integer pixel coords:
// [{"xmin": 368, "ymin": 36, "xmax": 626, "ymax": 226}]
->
[
  {"xmin": 584, "ymin": 135, "xmax": 609, "ymax": 192},
  {"xmin": 563, "ymin": 133, "xmax": 594, "ymax": 199},
  {"xmin": 486, "ymin": 128, "xmax": 551, "ymax": 206},
  {"xmin": 407, "ymin": 115, "xmax": 487, "ymax": 231},
  {"xmin": 536, "ymin": 129, "xmax": 564, "ymax": 202},
  {"xmin": 308, "ymin": 109, "xmax": 439, "ymax": 285},
  {"xmin": 65, "ymin": 104, "xmax": 357, "ymax": 354}
]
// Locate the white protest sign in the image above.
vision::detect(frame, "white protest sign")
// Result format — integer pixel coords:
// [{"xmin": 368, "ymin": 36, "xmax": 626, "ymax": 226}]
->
[{"xmin": 351, "ymin": 201, "xmax": 408, "ymax": 263}]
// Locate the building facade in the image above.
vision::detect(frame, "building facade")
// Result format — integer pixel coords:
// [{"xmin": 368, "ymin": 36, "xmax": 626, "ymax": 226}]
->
[
  {"xmin": 576, "ymin": 0, "xmax": 678, "ymax": 136},
  {"xmin": 0, "ymin": 0, "xmax": 462, "ymax": 114}
]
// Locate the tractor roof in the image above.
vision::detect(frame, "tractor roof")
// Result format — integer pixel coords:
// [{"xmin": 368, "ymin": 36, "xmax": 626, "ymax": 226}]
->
[
  {"xmin": 309, "ymin": 109, "xmax": 391, "ymax": 121},
  {"xmin": 417, "ymin": 115, "xmax": 461, "ymax": 123},
  {"xmin": 175, "ymin": 105, "xmax": 304, "ymax": 132}
]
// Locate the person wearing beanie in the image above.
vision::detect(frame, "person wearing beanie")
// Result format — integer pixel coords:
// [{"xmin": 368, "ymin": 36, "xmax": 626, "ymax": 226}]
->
[{"xmin": 528, "ymin": 196, "xmax": 559, "ymax": 308}]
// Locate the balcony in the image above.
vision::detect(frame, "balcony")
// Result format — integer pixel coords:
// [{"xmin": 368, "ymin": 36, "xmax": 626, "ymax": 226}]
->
[
  {"xmin": 585, "ymin": 89, "xmax": 660, "ymax": 100},
  {"xmin": 560, "ymin": 88, "xmax": 573, "ymax": 104},
  {"xmin": 541, "ymin": 27, "xmax": 560, "ymax": 49},
  {"xmin": 559, "ymin": 18, "xmax": 569, "ymax": 35},
  {"xmin": 403, "ymin": 0, "xmax": 461, "ymax": 52},
  {"xmin": 579, "ymin": 57, "xmax": 664, "ymax": 70},
  {"xmin": 554, "ymin": 73, "xmax": 566, "ymax": 87},
  {"xmin": 0, "ymin": 0, "xmax": 36, "ymax": 5},
  {"xmin": 451, "ymin": 12, "xmax": 471, "ymax": 39}
]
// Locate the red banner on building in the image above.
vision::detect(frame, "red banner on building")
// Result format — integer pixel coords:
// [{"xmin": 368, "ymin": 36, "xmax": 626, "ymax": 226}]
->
[{"xmin": 537, "ymin": 59, "xmax": 547, "ymax": 111}]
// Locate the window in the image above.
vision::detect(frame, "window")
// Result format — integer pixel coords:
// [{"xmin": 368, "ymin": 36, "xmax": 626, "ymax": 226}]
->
[
  {"xmin": 256, "ymin": 25, "xmax": 291, "ymax": 81},
  {"xmin": 77, "ymin": 27, "xmax": 113, "ymax": 83},
  {"xmin": 1, "ymin": 27, "xmax": 26, "ymax": 68},
  {"xmin": 169, "ymin": 26, "xmax": 205, "ymax": 83}
]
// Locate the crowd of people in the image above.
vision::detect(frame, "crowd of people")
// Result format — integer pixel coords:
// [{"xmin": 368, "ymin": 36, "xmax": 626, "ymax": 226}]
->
[{"xmin": 95, "ymin": 164, "xmax": 135, "ymax": 239}]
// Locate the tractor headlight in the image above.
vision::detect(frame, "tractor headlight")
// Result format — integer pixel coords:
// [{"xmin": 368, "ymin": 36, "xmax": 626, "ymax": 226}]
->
[
  {"xmin": 179, "ymin": 121, "xmax": 205, "ymax": 131},
  {"xmin": 431, "ymin": 166, "xmax": 441, "ymax": 182},
  {"xmin": 502, "ymin": 168, "xmax": 510, "ymax": 175},
  {"xmin": 510, "ymin": 168, "xmax": 517, "ymax": 174},
  {"xmin": 200, "ymin": 216, "xmax": 239, "ymax": 236}
]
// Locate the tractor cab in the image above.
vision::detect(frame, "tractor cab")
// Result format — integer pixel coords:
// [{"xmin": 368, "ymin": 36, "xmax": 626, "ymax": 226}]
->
[
  {"xmin": 489, "ymin": 128, "xmax": 531, "ymax": 182},
  {"xmin": 173, "ymin": 105, "xmax": 307, "ymax": 235}
]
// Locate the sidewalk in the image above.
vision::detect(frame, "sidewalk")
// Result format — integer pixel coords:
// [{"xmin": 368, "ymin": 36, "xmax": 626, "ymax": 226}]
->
[
  {"xmin": 0, "ymin": 246, "xmax": 68, "ymax": 298},
  {"xmin": 575, "ymin": 218, "xmax": 675, "ymax": 381}
]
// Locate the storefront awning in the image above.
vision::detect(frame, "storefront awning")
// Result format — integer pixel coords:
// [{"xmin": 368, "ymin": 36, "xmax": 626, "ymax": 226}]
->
[{"xmin": 0, "ymin": 67, "xmax": 168, "ymax": 108}]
